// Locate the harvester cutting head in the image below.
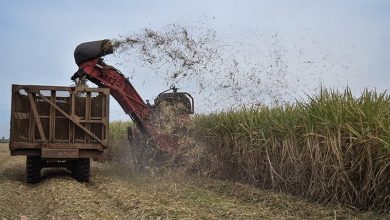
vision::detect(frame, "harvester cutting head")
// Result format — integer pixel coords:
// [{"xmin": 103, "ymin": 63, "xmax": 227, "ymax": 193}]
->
[
  {"xmin": 133, "ymin": 86, "xmax": 194, "ymax": 152},
  {"xmin": 154, "ymin": 86, "xmax": 194, "ymax": 114}
]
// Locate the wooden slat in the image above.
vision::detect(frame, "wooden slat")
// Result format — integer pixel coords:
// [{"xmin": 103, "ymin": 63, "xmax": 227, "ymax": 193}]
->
[
  {"xmin": 49, "ymin": 90, "xmax": 56, "ymax": 142},
  {"xmin": 29, "ymin": 104, "xmax": 36, "ymax": 143},
  {"xmin": 13, "ymin": 84, "xmax": 109, "ymax": 93},
  {"xmin": 14, "ymin": 112, "xmax": 30, "ymax": 120},
  {"xmin": 28, "ymin": 92, "xmax": 47, "ymax": 142},
  {"xmin": 79, "ymin": 120, "xmax": 105, "ymax": 124},
  {"xmin": 86, "ymin": 92, "xmax": 91, "ymax": 144},
  {"xmin": 71, "ymin": 92, "xmax": 75, "ymax": 144},
  {"xmin": 10, "ymin": 142, "xmax": 104, "ymax": 150},
  {"xmin": 36, "ymin": 92, "xmax": 106, "ymax": 146}
]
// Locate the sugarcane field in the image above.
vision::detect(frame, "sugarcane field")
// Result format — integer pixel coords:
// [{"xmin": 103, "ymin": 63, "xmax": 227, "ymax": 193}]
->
[{"xmin": 1, "ymin": 1, "xmax": 390, "ymax": 219}]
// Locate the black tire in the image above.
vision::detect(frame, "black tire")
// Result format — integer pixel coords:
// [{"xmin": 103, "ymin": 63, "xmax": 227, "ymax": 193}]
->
[
  {"xmin": 72, "ymin": 158, "xmax": 90, "ymax": 183},
  {"xmin": 26, "ymin": 156, "xmax": 42, "ymax": 184}
]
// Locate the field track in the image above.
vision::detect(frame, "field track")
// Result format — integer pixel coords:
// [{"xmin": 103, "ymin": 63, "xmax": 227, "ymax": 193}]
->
[{"xmin": 0, "ymin": 144, "xmax": 385, "ymax": 219}]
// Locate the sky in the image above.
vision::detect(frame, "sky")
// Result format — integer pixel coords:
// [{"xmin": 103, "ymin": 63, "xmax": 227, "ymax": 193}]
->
[{"xmin": 0, "ymin": 0, "xmax": 389, "ymax": 138}]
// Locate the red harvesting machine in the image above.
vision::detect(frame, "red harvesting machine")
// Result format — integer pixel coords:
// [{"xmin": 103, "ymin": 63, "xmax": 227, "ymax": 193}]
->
[{"xmin": 71, "ymin": 40, "xmax": 194, "ymax": 151}]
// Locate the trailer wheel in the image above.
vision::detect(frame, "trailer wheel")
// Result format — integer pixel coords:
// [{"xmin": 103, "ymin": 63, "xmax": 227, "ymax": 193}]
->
[
  {"xmin": 26, "ymin": 156, "xmax": 42, "ymax": 184},
  {"xmin": 72, "ymin": 158, "xmax": 90, "ymax": 183},
  {"xmin": 65, "ymin": 160, "xmax": 74, "ymax": 172}
]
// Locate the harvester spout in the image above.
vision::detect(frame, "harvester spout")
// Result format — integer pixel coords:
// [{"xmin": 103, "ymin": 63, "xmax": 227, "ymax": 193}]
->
[{"xmin": 74, "ymin": 39, "xmax": 114, "ymax": 66}]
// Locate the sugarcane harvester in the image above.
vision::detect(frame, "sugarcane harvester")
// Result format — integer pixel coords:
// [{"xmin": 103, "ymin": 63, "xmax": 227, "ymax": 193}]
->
[{"xmin": 71, "ymin": 40, "xmax": 194, "ymax": 151}]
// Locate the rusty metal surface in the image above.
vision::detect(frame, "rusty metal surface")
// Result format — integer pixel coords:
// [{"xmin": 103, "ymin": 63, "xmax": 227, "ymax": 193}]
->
[{"xmin": 9, "ymin": 84, "xmax": 110, "ymax": 159}]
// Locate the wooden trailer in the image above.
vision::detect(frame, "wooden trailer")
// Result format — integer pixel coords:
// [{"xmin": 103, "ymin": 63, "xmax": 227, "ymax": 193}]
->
[{"xmin": 9, "ymin": 85, "xmax": 110, "ymax": 183}]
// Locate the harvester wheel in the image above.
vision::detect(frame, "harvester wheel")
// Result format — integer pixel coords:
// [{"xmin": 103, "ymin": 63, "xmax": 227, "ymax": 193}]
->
[
  {"xmin": 26, "ymin": 156, "xmax": 42, "ymax": 184},
  {"xmin": 72, "ymin": 158, "xmax": 90, "ymax": 183}
]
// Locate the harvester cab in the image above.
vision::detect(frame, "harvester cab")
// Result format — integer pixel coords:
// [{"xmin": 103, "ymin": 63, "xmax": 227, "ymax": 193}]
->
[{"xmin": 71, "ymin": 39, "xmax": 194, "ymax": 152}]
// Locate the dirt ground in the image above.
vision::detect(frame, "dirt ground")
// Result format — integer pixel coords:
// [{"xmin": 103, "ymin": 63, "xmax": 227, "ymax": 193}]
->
[{"xmin": 0, "ymin": 144, "xmax": 387, "ymax": 219}]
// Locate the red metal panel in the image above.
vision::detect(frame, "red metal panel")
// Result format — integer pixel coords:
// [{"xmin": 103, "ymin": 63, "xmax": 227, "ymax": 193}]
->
[{"xmin": 79, "ymin": 59, "xmax": 150, "ymax": 120}]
